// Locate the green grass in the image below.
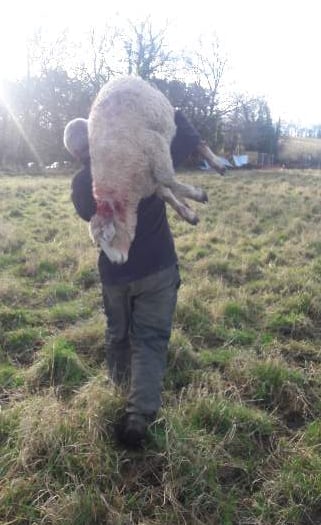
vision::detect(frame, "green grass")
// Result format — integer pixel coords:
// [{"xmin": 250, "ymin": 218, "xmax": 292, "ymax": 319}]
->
[
  {"xmin": 2, "ymin": 170, "xmax": 321, "ymax": 523},
  {"xmin": 25, "ymin": 337, "xmax": 92, "ymax": 391}
]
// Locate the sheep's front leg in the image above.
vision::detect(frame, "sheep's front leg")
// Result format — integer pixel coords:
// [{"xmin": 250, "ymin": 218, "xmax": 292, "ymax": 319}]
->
[{"xmin": 157, "ymin": 186, "xmax": 199, "ymax": 225}]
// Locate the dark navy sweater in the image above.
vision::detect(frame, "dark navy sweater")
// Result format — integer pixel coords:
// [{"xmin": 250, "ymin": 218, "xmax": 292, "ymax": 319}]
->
[{"xmin": 71, "ymin": 111, "xmax": 201, "ymax": 285}]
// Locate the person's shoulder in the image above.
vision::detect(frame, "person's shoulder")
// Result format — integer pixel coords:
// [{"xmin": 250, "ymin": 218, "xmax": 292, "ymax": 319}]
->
[
  {"xmin": 137, "ymin": 193, "xmax": 165, "ymax": 220},
  {"xmin": 139, "ymin": 193, "xmax": 164, "ymax": 210},
  {"xmin": 71, "ymin": 162, "xmax": 92, "ymax": 190},
  {"xmin": 70, "ymin": 162, "xmax": 96, "ymax": 221}
]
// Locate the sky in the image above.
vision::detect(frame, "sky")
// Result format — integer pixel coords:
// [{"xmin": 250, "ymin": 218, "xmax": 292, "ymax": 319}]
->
[{"xmin": 1, "ymin": 0, "xmax": 321, "ymax": 126}]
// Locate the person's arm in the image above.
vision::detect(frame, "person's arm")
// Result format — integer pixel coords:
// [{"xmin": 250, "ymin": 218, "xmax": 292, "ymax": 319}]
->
[
  {"xmin": 71, "ymin": 163, "xmax": 96, "ymax": 222},
  {"xmin": 171, "ymin": 110, "xmax": 201, "ymax": 169},
  {"xmin": 171, "ymin": 110, "xmax": 226, "ymax": 175}
]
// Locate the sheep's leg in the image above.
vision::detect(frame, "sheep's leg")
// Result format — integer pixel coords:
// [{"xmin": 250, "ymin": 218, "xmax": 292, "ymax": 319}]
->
[
  {"xmin": 157, "ymin": 186, "xmax": 199, "ymax": 225},
  {"xmin": 155, "ymin": 166, "xmax": 208, "ymax": 203},
  {"xmin": 151, "ymin": 132, "xmax": 208, "ymax": 203},
  {"xmin": 196, "ymin": 141, "xmax": 226, "ymax": 176},
  {"xmin": 161, "ymin": 177, "xmax": 208, "ymax": 203}
]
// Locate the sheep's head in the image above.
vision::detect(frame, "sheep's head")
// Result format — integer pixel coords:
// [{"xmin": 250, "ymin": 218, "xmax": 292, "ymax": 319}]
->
[
  {"xmin": 89, "ymin": 197, "xmax": 135, "ymax": 265},
  {"xmin": 64, "ymin": 117, "xmax": 135, "ymax": 264},
  {"xmin": 64, "ymin": 118, "xmax": 89, "ymax": 161}
]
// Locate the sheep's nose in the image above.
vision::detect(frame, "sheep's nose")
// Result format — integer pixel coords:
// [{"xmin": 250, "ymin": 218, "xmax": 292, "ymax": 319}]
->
[
  {"xmin": 102, "ymin": 222, "xmax": 116, "ymax": 243},
  {"xmin": 120, "ymin": 252, "xmax": 128, "ymax": 264}
]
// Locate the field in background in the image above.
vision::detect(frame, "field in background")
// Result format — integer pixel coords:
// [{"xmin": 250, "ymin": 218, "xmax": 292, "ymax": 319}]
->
[
  {"xmin": 279, "ymin": 137, "xmax": 321, "ymax": 166},
  {"xmin": 2, "ymin": 169, "xmax": 321, "ymax": 524}
]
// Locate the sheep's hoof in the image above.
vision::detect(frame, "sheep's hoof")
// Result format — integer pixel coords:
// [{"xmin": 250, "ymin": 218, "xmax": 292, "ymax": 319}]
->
[
  {"xmin": 185, "ymin": 213, "xmax": 199, "ymax": 226},
  {"xmin": 193, "ymin": 188, "xmax": 208, "ymax": 203}
]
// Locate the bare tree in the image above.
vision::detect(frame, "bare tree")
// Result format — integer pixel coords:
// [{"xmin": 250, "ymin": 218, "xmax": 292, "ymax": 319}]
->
[
  {"xmin": 122, "ymin": 17, "xmax": 175, "ymax": 80},
  {"xmin": 26, "ymin": 28, "xmax": 71, "ymax": 77},
  {"xmin": 75, "ymin": 25, "xmax": 120, "ymax": 93},
  {"xmin": 187, "ymin": 34, "xmax": 227, "ymax": 99}
]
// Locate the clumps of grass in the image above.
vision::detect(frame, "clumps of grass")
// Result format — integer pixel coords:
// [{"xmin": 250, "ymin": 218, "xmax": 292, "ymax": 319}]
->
[
  {"xmin": 16, "ymin": 394, "xmax": 110, "ymax": 477},
  {"xmin": 71, "ymin": 373, "xmax": 124, "ymax": 429},
  {"xmin": 183, "ymin": 369, "xmax": 224, "ymax": 400},
  {"xmin": 3, "ymin": 327, "xmax": 45, "ymax": 363},
  {"xmin": 278, "ymin": 340, "xmax": 321, "ymax": 364},
  {"xmin": 0, "ymin": 306, "xmax": 40, "ymax": 331},
  {"xmin": 215, "ymin": 297, "xmax": 260, "ymax": 336},
  {"xmin": 37, "ymin": 260, "xmax": 59, "ymax": 278},
  {"xmin": 203, "ymin": 255, "xmax": 263, "ymax": 285},
  {"xmin": 0, "ymin": 280, "xmax": 29, "ymax": 306},
  {"xmin": 215, "ymin": 325, "xmax": 257, "ymax": 346},
  {"xmin": 307, "ymin": 240, "xmax": 321, "ymax": 256},
  {"xmin": 303, "ymin": 419, "xmax": 321, "ymax": 446},
  {"xmin": 46, "ymin": 301, "xmax": 92, "ymax": 327},
  {"xmin": 306, "ymin": 293, "xmax": 321, "ymax": 321},
  {"xmin": 205, "ymin": 258, "xmax": 242, "ymax": 284},
  {"xmin": 60, "ymin": 316, "xmax": 106, "ymax": 365},
  {"xmin": 267, "ymin": 310, "xmax": 314, "ymax": 338},
  {"xmin": 35, "ymin": 487, "xmax": 117, "ymax": 525},
  {"xmin": 165, "ymin": 328, "xmax": 200, "ymax": 390},
  {"xmin": 0, "ymin": 401, "xmax": 23, "ymax": 445},
  {"xmin": 252, "ymin": 445, "xmax": 321, "ymax": 525},
  {"xmin": 227, "ymin": 356, "xmax": 311, "ymax": 423},
  {"xmin": 0, "ymin": 378, "xmax": 125, "ymax": 525},
  {"xmin": 222, "ymin": 301, "xmax": 252, "ymax": 328},
  {"xmin": 0, "ymin": 475, "xmax": 45, "ymax": 524},
  {"xmin": 175, "ymin": 297, "xmax": 218, "ymax": 347},
  {"xmin": 44, "ymin": 282, "xmax": 78, "ymax": 303},
  {"xmin": 263, "ymin": 248, "xmax": 286, "ymax": 266},
  {"xmin": 75, "ymin": 266, "xmax": 99, "ymax": 289},
  {"xmin": 182, "ymin": 396, "xmax": 275, "ymax": 459},
  {"xmin": 150, "ymin": 414, "xmax": 233, "ymax": 524},
  {"xmin": 25, "ymin": 338, "xmax": 91, "ymax": 391},
  {"xmin": 0, "ymin": 222, "xmax": 25, "ymax": 253},
  {"xmin": 148, "ymin": 397, "xmax": 273, "ymax": 524},
  {"xmin": 311, "ymin": 256, "xmax": 321, "ymax": 282},
  {"xmin": 0, "ymin": 362, "xmax": 24, "ymax": 390},
  {"xmin": 251, "ymin": 360, "xmax": 305, "ymax": 402},
  {"xmin": 19, "ymin": 258, "xmax": 59, "ymax": 280},
  {"xmin": 199, "ymin": 347, "xmax": 238, "ymax": 369},
  {"xmin": 183, "ymin": 243, "xmax": 213, "ymax": 262}
]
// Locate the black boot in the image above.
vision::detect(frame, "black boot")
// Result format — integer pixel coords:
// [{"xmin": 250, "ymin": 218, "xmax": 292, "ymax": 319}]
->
[{"xmin": 115, "ymin": 413, "xmax": 150, "ymax": 448}]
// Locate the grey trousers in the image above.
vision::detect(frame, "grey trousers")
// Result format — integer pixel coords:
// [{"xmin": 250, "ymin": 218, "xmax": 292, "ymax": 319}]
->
[{"xmin": 102, "ymin": 264, "xmax": 180, "ymax": 417}]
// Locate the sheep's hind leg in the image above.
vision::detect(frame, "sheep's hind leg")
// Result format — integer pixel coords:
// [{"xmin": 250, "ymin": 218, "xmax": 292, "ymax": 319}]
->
[
  {"xmin": 157, "ymin": 186, "xmax": 199, "ymax": 225},
  {"xmin": 154, "ymin": 162, "xmax": 208, "ymax": 203},
  {"xmin": 163, "ymin": 178, "xmax": 208, "ymax": 204},
  {"xmin": 151, "ymin": 131, "xmax": 208, "ymax": 203}
]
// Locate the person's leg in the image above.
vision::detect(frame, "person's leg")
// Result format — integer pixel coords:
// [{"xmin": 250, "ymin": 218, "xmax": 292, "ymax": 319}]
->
[
  {"xmin": 127, "ymin": 264, "xmax": 180, "ymax": 420},
  {"xmin": 102, "ymin": 283, "xmax": 132, "ymax": 386}
]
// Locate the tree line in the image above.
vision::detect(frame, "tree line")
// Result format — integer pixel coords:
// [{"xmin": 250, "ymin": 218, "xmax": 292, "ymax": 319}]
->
[{"xmin": 0, "ymin": 19, "xmax": 279, "ymax": 168}]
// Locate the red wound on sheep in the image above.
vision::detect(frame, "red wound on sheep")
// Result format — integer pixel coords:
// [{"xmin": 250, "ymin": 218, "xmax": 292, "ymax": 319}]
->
[{"xmin": 96, "ymin": 201, "xmax": 114, "ymax": 219}]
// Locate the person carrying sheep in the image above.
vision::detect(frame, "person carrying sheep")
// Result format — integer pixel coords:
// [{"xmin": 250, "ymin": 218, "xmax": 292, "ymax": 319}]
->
[{"xmin": 70, "ymin": 111, "xmax": 207, "ymax": 447}]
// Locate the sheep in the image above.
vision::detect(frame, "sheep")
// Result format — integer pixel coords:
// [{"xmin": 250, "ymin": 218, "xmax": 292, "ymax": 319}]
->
[{"xmin": 64, "ymin": 76, "xmax": 222, "ymax": 264}]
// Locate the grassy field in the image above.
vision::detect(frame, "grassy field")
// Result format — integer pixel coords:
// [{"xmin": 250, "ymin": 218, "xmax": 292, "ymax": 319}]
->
[
  {"xmin": 279, "ymin": 137, "xmax": 321, "ymax": 165},
  {"xmin": 2, "ymin": 168, "xmax": 321, "ymax": 524}
]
